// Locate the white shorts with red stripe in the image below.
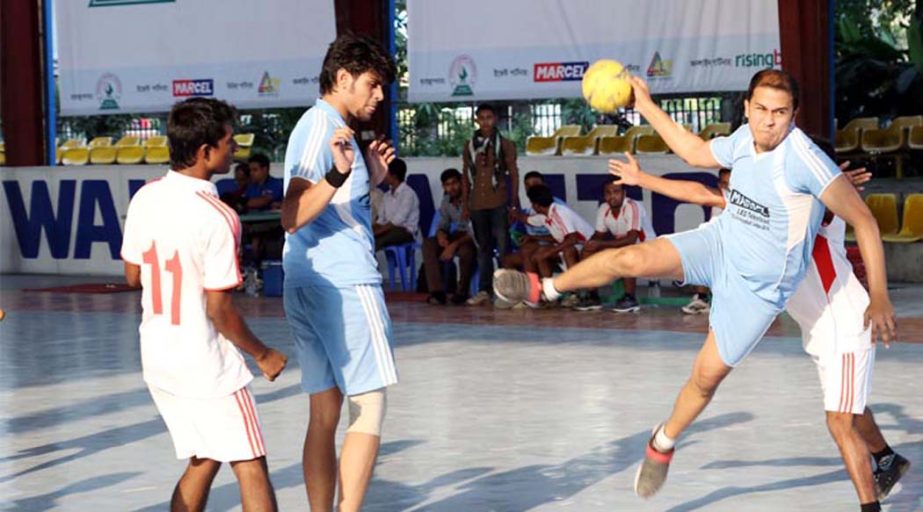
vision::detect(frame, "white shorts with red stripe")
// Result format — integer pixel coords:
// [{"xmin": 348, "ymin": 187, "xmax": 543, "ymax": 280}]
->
[
  {"xmin": 812, "ymin": 345, "xmax": 875, "ymax": 415},
  {"xmin": 149, "ymin": 385, "xmax": 266, "ymax": 462}
]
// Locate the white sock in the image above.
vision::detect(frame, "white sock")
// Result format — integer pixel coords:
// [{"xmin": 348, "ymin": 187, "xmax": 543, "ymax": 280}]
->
[
  {"xmin": 542, "ymin": 278, "xmax": 561, "ymax": 302},
  {"xmin": 652, "ymin": 424, "xmax": 676, "ymax": 452}
]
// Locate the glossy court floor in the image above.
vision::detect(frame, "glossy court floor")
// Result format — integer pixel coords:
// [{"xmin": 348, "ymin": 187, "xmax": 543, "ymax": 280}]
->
[{"xmin": 1, "ymin": 274, "xmax": 921, "ymax": 511}]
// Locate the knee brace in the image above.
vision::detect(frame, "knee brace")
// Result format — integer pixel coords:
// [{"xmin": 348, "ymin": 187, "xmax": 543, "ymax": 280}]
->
[{"xmin": 346, "ymin": 388, "xmax": 387, "ymax": 436}]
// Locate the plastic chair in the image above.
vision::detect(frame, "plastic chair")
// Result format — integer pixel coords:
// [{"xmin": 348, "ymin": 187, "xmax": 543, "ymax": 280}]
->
[
  {"xmin": 88, "ymin": 136, "xmax": 112, "ymax": 148},
  {"xmin": 697, "ymin": 122, "xmax": 731, "ymax": 140},
  {"xmin": 145, "ymin": 146, "xmax": 170, "ymax": 165},
  {"xmin": 560, "ymin": 125, "xmax": 619, "ymax": 156},
  {"xmin": 635, "ymin": 133, "xmax": 670, "ymax": 154},
  {"xmin": 234, "ymin": 133, "xmax": 255, "ymax": 160},
  {"xmin": 525, "ymin": 125, "xmax": 582, "ymax": 156},
  {"xmin": 62, "ymin": 147, "xmax": 90, "ymax": 165},
  {"xmin": 384, "ymin": 242, "xmax": 418, "ymax": 292},
  {"xmin": 60, "ymin": 138, "xmax": 84, "ymax": 149},
  {"xmin": 597, "ymin": 125, "xmax": 654, "ymax": 155},
  {"xmin": 864, "ymin": 193, "xmax": 899, "ymax": 236},
  {"xmin": 116, "ymin": 146, "xmax": 145, "ymax": 165},
  {"xmin": 115, "ymin": 135, "xmax": 140, "ymax": 147},
  {"xmin": 89, "ymin": 146, "xmax": 117, "ymax": 164},
  {"xmin": 835, "ymin": 117, "xmax": 878, "ymax": 154},
  {"xmin": 882, "ymin": 194, "xmax": 923, "ymax": 243},
  {"xmin": 908, "ymin": 125, "xmax": 923, "ymax": 151},
  {"xmin": 144, "ymin": 135, "xmax": 168, "ymax": 147},
  {"xmin": 0, "ymin": 151, "xmax": 5, "ymax": 166}
]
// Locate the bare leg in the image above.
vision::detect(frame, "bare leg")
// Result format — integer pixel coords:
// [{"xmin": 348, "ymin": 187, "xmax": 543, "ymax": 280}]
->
[
  {"xmin": 231, "ymin": 457, "xmax": 278, "ymax": 512},
  {"xmin": 856, "ymin": 407, "xmax": 888, "ymax": 454},
  {"xmin": 826, "ymin": 411, "xmax": 878, "ymax": 504},
  {"xmin": 535, "ymin": 252, "xmax": 555, "ymax": 278},
  {"xmin": 662, "ymin": 331, "xmax": 732, "ymax": 439},
  {"xmin": 171, "ymin": 457, "xmax": 221, "ymax": 512},
  {"xmin": 337, "ymin": 433, "xmax": 381, "ymax": 512},
  {"xmin": 304, "ymin": 387, "xmax": 344, "ymax": 512},
  {"xmin": 553, "ymin": 238, "xmax": 684, "ymax": 292},
  {"xmin": 561, "ymin": 246, "xmax": 580, "ymax": 270}
]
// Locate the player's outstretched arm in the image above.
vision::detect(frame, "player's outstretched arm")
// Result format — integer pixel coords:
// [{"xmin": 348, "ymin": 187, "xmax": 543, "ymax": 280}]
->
[
  {"xmin": 820, "ymin": 176, "xmax": 897, "ymax": 346},
  {"xmin": 609, "ymin": 152, "xmax": 726, "ymax": 208},
  {"xmin": 628, "ymin": 76, "xmax": 720, "ymax": 168},
  {"xmin": 205, "ymin": 290, "xmax": 287, "ymax": 381},
  {"xmin": 281, "ymin": 127, "xmax": 356, "ymax": 233}
]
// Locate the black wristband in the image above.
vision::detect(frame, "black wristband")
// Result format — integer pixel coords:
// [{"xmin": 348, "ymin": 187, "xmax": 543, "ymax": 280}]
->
[{"xmin": 324, "ymin": 167, "xmax": 349, "ymax": 188}]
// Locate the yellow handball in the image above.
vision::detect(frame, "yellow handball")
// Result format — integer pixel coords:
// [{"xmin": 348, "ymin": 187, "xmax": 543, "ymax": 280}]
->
[{"xmin": 581, "ymin": 59, "xmax": 633, "ymax": 113}]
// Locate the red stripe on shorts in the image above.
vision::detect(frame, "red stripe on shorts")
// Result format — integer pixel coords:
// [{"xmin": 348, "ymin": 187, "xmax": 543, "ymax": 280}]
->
[
  {"xmin": 243, "ymin": 388, "xmax": 265, "ymax": 455},
  {"xmin": 233, "ymin": 390, "xmax": 258, "ymax": 458}
]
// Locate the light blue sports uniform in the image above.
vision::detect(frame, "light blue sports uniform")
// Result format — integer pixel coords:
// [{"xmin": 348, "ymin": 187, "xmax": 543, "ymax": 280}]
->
[
  {"xmin": 666, "ymin": 125, "xmax": 841, "ymax": 366},
  {"xmin": 282, "ymin": 99, "xmax": 398, "ymax": 395}
]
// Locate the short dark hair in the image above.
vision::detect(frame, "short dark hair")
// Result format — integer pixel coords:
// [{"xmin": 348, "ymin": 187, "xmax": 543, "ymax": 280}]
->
[
  {"xmin": 167, "ymin": 98, "xmax": 237, "ymax": 170},
  {"xmin": 440, "ymin": 168, "xmax": 462, "ymax": 184},
  {"xmin": 526, "ymin": 184, "xmax": 554, "ymax": 207},
  {"xmin": 523, "ymin": 170, "xmax": 544, "ymax": 183},
  {"xmin": 319, "ymin": 33, "xmax": 396, "ymax": 95},
  {"xmin": 475, "ymin": 104, "xmax": 496, "ymax": 116},
  {"xmin": 388, "ymin": 158, "xmax": 407, "ymax": 182},
  {"xmin": 234, "ymin": 161, "xmax": 250, "ymax": 176},
  {"xmin": 747, "ymin": 69, "xmax": 800, "ymax": 111},
  {"xmin": 247, "ymin": 153, "xmax": 270, "ymax": 169}
]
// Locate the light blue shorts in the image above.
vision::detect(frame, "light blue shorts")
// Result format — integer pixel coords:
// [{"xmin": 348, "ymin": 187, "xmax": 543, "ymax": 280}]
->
[
  {"xmin": 283, "ymin": 284, "xmax": 398, "ymax": 395},
  {"xmin": 665, "ymin": 222, "xmax": 782, "ymax": 367}
]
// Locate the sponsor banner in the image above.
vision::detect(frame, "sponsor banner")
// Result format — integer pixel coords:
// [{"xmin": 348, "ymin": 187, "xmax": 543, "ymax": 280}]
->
[
  {"xmin": 57, "ymin": 0, "xmax": 335, "ymax": 115},
  {"xmin": 1, "ymin": 157, "xmax": 716, "ymax": 275},
  {"xmin": 408, "ymin": 0, "xmax": 779, "ymax": 102}
]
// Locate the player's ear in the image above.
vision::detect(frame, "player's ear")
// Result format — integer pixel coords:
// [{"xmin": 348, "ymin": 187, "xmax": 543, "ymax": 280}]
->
[
  {"xmin": 199, "ymin": 143, "xmax": 211, "ymax": 165},
  {"xmin": 336, "ymin": 68, "xmax": 351, "ymax": 92},
  {"xmin": 743, "ymin": 99, "xmax": 750, "ymax": 121}
]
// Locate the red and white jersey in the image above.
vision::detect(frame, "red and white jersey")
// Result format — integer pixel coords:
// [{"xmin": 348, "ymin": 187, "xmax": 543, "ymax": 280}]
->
[
  {"xmin": 121, "ymin": 171, "xmax": 252, "ymax": 398},
  {"xmin": 594, "ymin": 198, "xmax": 656, "ymax": 241},
  {"xmin": 785, "ymin": 216, "xmax": 871, "ymax": 356},
  {"xmin": 528, "ymin": 202, "xmax": 595, "ymax": 243}
]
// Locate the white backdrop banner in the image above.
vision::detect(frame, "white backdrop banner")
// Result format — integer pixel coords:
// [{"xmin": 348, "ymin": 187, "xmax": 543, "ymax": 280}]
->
[
  {"xmin": 56, "ymin": 0, "xmax": 336, "ymax": 115},
  {"xmin": 408, "ymin": 0, "xmax": 780, "ymax": 102}
]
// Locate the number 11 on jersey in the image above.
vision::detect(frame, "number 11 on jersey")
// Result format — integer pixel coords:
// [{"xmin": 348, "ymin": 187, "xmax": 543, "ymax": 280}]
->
[{"xmin": 142, "ymin": 241, "xmax": 184, "ymax": 325}]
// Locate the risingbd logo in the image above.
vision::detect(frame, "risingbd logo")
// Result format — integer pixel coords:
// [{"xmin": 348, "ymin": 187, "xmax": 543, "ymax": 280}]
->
[
  {"xmin": 96, "ymin": 73, "xmax": 122, "ymax": 110},
  {"xmin": 646, "ymin": 51, "xmax": 672, "ymax": 78},
  {"xmin": 258, "ymin": 71, "xmax": 280, "ymax": 96},
  {"xmin": 89, "ymin": 0, "xmax": 175, "ymax": 6},
  {"xmin": 449, "ymin": 55, "xmax": 477, "ymax": 97}
]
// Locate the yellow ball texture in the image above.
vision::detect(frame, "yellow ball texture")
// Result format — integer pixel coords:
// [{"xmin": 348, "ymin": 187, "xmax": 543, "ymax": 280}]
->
[{"xmin": 582, "ymin": 59, "xmax": 633, "ymax": 113}]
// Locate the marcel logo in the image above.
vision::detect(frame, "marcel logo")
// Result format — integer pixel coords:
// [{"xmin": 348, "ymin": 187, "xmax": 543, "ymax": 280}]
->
[
  {"xmin": 172, "ymin": 79, "xmax": 214, "ymax": 97},
  {"xmin": 729, "ymin": 190, "xmax": 770, "ymax": 218},
  {"xmin": 533, "ymin": 61, "xmax": 589, "ymax": 82}
]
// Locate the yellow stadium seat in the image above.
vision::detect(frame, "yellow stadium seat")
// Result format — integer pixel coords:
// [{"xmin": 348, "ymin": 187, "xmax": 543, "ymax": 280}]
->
[
  {"xmin": 0, "ymin": 142, "xmax": 5, "ymax": 152},
  {"xmin": 861, "ymin": 115, "xmax": 922, "ymax": 153},
  {"xmin": 116, "ymin": 146, "xmax": 146, "ymax": 165},
  {"xmin": 56, "ymin": 148, "xmax": 63, "ymax": 164},
  {"xmin": 560, "ymin": 125, "xmax": 619, "ymax": 155},
  {"xmin": 115, "ymin": 136, "xmax": 140, "ymax": 147},
  {"xmin": 882, "ymin": 194, "xmax": 923, "ymax": 243},
  {"xmin": 233, "ymin": 133, "xmax": 255, "ymax": 147},
  {"xmin": 60, "ymin": 138, "xmax": 84, "ymax": 149},
  {"xmin": 144, "ymin": 135, "xmax": 168, "ymax": 147},
  {"xmin": 145, "ymin": 146, "xmax": 170, "ymax": 165},
  {"xmin": 62, "ymin": 148, "xmax": 90, "ymax": 166},
  {"xmin": 0, "ymin": 151, "xmax": 5, "ymax": 166},
  {"xmin": 835, "ymin": 117, "xmax": 878, "ymax": 154},
  {"xmin": 697, "ymin": 122, "xmax": 731, "ymax": 140},
  {"xmin": 89, "ymin": 146, "xmax": 117, "ymax": 165},
  {"xmin": 635, "ymin": 133, "xmax": 670, "ymax": 154},
  {"xmin": 598, "ymin": 125, "xmax": 654, "ymax": 155},
  {"xmin": 864, "ymin": 193, "xmax": 899, "ymax": 236},
  {"xmin": 526, "ymin": 125, "xmax": 582, "ymax": 155},
  {"xmin": 88, "ymin": 136, "xmax": 113, "ymax": 148},
  {"xmin": 233, "ymin": 147, "xmax": 253, "ymax": 159},
  {"xmin": 908, "ymin": 125, "xmax": 923, "ymax": 151}
]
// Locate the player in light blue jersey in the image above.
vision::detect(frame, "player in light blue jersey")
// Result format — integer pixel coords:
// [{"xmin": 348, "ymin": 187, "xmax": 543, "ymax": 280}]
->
[
  {"xmin": 493, "ymin": 70, "xmax": 896, "ymax": 506},
  {"xmin": 280, "ymin": 34, "xmax": 397, "ymax": 512}
]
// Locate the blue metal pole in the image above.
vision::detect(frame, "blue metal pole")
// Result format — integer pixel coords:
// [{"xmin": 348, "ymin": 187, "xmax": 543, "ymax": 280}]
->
[
  {"xmin": 388, "ymin": 0, "xmax": 399, "ymax": 152},
  {"xmin": 43, "ymin": 0, "xmax": 57, "ymax": 166}
]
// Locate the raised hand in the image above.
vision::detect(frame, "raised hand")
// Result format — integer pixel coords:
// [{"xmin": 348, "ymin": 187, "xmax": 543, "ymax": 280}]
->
[
  {"xmin": 330, "ymin": 127, "xmax": 356, "ymax": 174},
  {"xmin": 367, "ymin": 137, "xmax": 396, "ymax": 178},
  {"xmin": 608, "ymin": 152, "xmax": 644, "ymax": 185},
  {"xmin": 840, "ymin": 161, "xmax": 871, "ymax": 191},
  {"xmin": 627, "ymin": 75, "xmax": 653, "ymax": 109}
]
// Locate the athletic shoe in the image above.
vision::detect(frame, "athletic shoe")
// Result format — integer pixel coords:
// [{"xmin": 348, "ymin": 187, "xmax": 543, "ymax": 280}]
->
[
  {"xmin": 611, "ymin": 294, "xmax": 640, "ymax": 313},
  {"xmin": 573, "ymin": 296, "xmax": 603, "ymax": 311},
  {"xmin": 635, "ymin": 426, "xmax": 674, "ymax": 498},
  {"xmin": 875, "ymin": 453, "xmax": 910, "ymax": 500},
  {"xmin": 466, "ymin": 290, "xmax": 491, "ymax": 306},
  {"xmin": 493, "ymin": 297, "xmax": 516, "ymax": 309},
  {"xmin": 681, "ymin": 294, "xmax": 710, "ymax": 315},
  {"xmin": 560, "ymin": 293, "xmax": 580, "ymax": 308},
  {"xmin": 493, "ymin": 269, "xmax": 542, "ymax": 306}
]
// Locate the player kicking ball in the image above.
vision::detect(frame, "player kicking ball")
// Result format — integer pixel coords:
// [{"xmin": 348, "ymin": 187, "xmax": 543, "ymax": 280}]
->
[
  {"xmin": 493, "ymin": 70, "xmax": 896, "ymax": 510},
  {"xmin": 122, "ymin": 98, "xmax": 288, "ymax": 512},
  {"xmin": 609, "ymin": 139, "xmax": 909, "ymax": 509}
]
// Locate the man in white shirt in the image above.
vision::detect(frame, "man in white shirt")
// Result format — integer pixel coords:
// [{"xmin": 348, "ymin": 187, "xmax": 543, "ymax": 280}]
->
[
  {"xmin": 374, "ymin": 157, "xmax": 420, "ymax": 250},
  {"xmin": 122, "ymin": 98, "xmax": 287, "ymax": 511}
]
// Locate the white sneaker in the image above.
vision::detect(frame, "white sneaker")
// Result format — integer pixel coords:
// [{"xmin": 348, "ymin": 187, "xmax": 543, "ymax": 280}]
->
[
  {"xmin": 681, "ymin": 295, "xmax": 709, "ymax": 315},
  {"xmin": 466, "ymin": 291, "xmax": 491, "ymax": 306}
]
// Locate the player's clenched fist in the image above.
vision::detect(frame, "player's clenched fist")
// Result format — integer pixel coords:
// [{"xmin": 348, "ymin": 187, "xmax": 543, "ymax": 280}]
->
[{"xmin": 257, "ymin": 348, "xmax": 288, "ymax": 382}]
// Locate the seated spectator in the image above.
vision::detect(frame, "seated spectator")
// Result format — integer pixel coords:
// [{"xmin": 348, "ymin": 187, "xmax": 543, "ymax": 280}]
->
[
  {"xmin": 216, "ymin": 161, "xmax": 250, "ymax": 213},
  {"xmin": 244, "ymin": 153, "xmax": 283, "ymax": 211},
  {"xmin": 374, "ymin": 158, "xmax": 420, "ymax": 250},
  {"xmin": 521, "ymin": 184, "xmax": 594, "ymax": 307},
  {"xmin": 504, "ymin": 171, "xmax": 562, "ymax": 270},
  {"xmin": 577, "ymin": 180, "xmax": 654, "ymax": 312},
  {"xmin": 422, "ymin": 168, "xmax": 476, "ymax": 305}
]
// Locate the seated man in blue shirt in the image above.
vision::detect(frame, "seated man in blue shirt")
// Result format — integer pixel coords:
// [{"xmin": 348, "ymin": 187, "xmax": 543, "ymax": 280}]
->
[
  {"xmin": 244, "ymin": 154, "xmax": 284, "ymax": 212},
  {"xmin": 422, "ymin": 168, "xmax": 476, "ymax": 305}
]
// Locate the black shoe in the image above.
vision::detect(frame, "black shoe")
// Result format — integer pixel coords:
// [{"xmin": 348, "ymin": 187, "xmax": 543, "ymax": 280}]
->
[
  {"xmin": 573, "ymin": 296, "xmax": 603, "ymax": 311},
  {"xmin": 450, "ymin": 293, "xmax": 469, "ymax": 305},
  {"xmin": 426, "ymin": 292, "xmax": 447, "ymax": 305},
  {"xmin": 611, "ymin": 294, "xmax": 640, "ymax": 313},
  {"xmin": 875, "ymin": 453, "xmax": 910, "ymax": 500}
]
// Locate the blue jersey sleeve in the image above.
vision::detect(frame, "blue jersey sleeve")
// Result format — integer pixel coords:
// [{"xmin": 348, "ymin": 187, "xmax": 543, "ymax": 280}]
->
[
  {"xmin": 288, "ymin": 112, "xmax": 334, "ymax": 184},
  {"xmin": 785, "ymin": 131, "xmax": 842, "ymax": 198},
  {"xmin": 709, "ymin": 124, "xmax": 750, "ymax": 168}
]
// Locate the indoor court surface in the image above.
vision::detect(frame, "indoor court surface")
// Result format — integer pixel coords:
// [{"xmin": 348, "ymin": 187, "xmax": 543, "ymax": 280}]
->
[{"xmin": 1, "ymin": 275, "xmax": 921, "ymax": 511}]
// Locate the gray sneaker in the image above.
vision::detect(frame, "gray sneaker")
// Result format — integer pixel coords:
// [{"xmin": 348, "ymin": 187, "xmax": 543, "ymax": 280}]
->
[
  {"xmin": 493, "ymin": 269, "xmax": 542, "ymax": 306},
  {"xmin": 634, "ymin": 427, "xmax": 674, "ymax": 498},
  {"xmin": 875, "ymin": 453, "xmax": 910, "ymax": 500},
  {"xmin": 612, "ymin": 294, "xmax": 640, "ymax": 313},
  {"xmin": 466, "ymin": 291, "xmax": 491, "ymax": 306}
]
